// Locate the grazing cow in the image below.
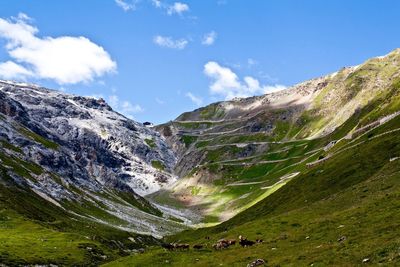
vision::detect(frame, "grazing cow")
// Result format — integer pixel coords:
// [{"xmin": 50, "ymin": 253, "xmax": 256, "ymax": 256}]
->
[
  {"xmin": 213, "ymin": 242, "xmax": 229, "ymax": 250},
  {"xmin": 218, "ymin": 239, "xmax": 236, "ymax": 246},
  {"xmin": 213, "ymin": 238, "xmax": 236, "ymax": 250},
  {"xmin": 247, "ymin": 258, "xmax": 266, "ymax": 267},
  {"xmin": 161, "ymin": 243, "xmax": 175, "ymax": 251},
  {"xmin": 175, "ymin": 243, "xmax": 190, "ymax": 250},
  {"xmin": 226, "ymin": 239, "xmax": 236, "ymax": 246},
  {"xmin": 193, "ymin": 244, "xmax": 204, "ymax": 250},
  {"xmin": 239, "ymin": 235, "xmax": 256, "ymax": 247}
]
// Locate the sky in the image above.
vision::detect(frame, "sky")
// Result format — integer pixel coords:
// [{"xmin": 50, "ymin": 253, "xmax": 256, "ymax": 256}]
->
[{"xmin": 0, "ymin": 0, "xmax": 399, "ymax": 124}]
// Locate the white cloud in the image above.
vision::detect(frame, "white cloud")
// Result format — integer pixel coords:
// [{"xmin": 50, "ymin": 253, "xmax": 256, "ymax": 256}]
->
[
  {"xmin": 0, "ymin": 14, "xmax": 116, "ymax": 84},
  {"xmin": 167, "ymin": 2, "xmax": 189, "ymax": 15},
  {"xmin": 0, "ymin": 61, "xmax": 33, "ymax": 80},
  {"xmin": 204, "ymin": 61, "xmax": 241, "ymax": 95},
  {"xmin": 122, "ymin": 101, "xmax": 144, "ymax": 113},
  {"xmin": 150, "ymin": 1, "xmax": 190, "ymax": 16},
  {"xmin": 107, "ymin": 94, "xmax": 143, "ymax": 118},
  {"xmin": 204, "ymin": 61, "xmax": 286, "ymax": 100},
  {"xmin": 12, "ymin": 13, "xmax": 33, "ymax": 23},
  {"xmin": 185, "ymin": 92, "xmax": 203, "ymax": 106},
  {"xmin": 151, "ymin": 0, "xmax": 162, "ymax": 8},
  {"xmin": 202, "ymin": 31, "xmax": 217, "ymax": 46},
  {"xmin": 153, "ymin": 35, "xmax": 188, "ymax": 50},
  {"xmin": 115, "ymin": 0, "xmax": 139, "ymax": 11}
]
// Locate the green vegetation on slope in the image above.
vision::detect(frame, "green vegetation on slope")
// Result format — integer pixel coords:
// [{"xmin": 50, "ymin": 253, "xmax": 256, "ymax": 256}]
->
[
  {"xmin": 105, "ymin": 111, "xmax": 400, "ymax": 267},
  {"xmin": 19, "ymin": 127, "xmax": 59, "ymax": 150},
  {"xmin": 180, "ymin": 135, "xmax": 197, "ymax": 148},
  {"xmin": 145, "ymin": 138, "xmax": 156, "ymax": 148},
  {"xmin": 0, "ymin": 174, "xmax": 158, "ymax": 266},
  {"xmin": 151, "ymin": 160, "xmax": 166, "ymax": 171}
]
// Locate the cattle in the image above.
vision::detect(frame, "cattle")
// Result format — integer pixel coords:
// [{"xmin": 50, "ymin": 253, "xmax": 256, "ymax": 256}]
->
[
  {"xmin": 161, "ymin": 242, "xmax": 189, "ymax": 251},
  {"xmin": 218, "ymin": 239, "xmax": 235, "ymax": 245},
  {"xmin": 213, "ymin": 242, "xmax": 229, "ymax": 250},
  {"xmin": 213, "ymin": 238, "xmax": 236, "ymax": 250},
  {"xmin": 174, "ymin": 243, "xmax": 190, "ymax": 250},
  {"xmin": 161, "ymin": 243, "xmax": 175, "ymax": 251},
  {"xmin": 256, "ymin": 239, "xmax": 263, "ymax": 243},
  {"xmin": 239, "ymin": 235, "xmax": 256, "ymax": 247},
  {"xmin": 247, "ymin": 258, "xmax": 266, "ymax": 267},
  {"xmin": 193, "ymin": 244, "xmax": 204, "ymax": 250}
]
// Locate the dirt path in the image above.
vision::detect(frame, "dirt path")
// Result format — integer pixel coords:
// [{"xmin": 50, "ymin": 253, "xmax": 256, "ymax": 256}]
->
[{"xmin": 226, "ymin": 181, "xmax": 265, "ymax": 186}]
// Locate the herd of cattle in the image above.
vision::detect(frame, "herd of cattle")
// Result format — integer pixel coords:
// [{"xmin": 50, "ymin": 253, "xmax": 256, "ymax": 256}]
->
[{"xmin": 161, "ymin": 235, "xmax": 263, "ymax": 251}]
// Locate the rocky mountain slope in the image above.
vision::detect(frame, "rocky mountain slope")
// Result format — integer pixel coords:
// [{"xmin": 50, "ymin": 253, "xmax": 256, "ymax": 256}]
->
[
  {"xmin": 0, "ymin": 80, "xmax": 190, "ymax": 264},
  {"xmin": 154, "ymin": 48, "xmax": 400, "ymax": 224}
]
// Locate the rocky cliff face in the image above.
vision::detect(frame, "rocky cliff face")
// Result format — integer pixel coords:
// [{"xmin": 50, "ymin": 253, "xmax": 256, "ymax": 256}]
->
[
  {"xmin": 0, "ymin": 81, "xmax": 177, "ymax": 196},
  {"xmin": 0, "ymin": 80, "xmax": 185, "ymax": 237}
]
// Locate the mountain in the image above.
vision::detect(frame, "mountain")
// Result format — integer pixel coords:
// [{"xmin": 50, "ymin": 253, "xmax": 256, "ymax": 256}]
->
[
  {"xmin": 152, "ymin": 48, "xmax": 400, "ymax": 224},
  {"xmin": 0, "ymin": 81, "xmax": 187, "ymax": 265},
  {"xmin": 104, "ymin": 49, "xmax": 400, "ymax": 266},
  {"xmin": 2, "ymin": 49, "xmax": 400, "ymax": 266}
]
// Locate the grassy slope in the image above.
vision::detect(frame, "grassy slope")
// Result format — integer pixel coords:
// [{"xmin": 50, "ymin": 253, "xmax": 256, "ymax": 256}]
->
[
  {"xmin": 104, "ymin": 111, "xmax": 400, "ymax": 267},
  {"xmin": 0, "ymin": 120, "xmax": 165, "ymax": 265},
  {"xmin": 0, "ymin": 166, "xmax": 159, "ymax": 266}
]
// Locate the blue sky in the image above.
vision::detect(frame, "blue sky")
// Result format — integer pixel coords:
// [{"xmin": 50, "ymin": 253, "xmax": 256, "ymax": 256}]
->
[{"xmin": 0, "ymin": 0, "xmax": 399, "ymax": 123}]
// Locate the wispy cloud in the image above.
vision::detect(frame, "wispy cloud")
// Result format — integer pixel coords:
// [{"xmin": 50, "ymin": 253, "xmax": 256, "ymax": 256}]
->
[
  {"xmin": 115, "ymin": 0, "xmax": 139, "ymax": 11},
  {"xmin": 107, "ymin": 94, "xmax": 143, "ymax": 118},
  {"xmin": 0, "ymin": 13, "xmax": 116, "ymax": 84},
  {"xmin": 151, "ymin": 1, "xmax": 190, "ymax": 16},
  {"xmin": 204, "ymin": 61, "xmax": 286, "ymax": 100},
  {"xmin": 167, "ymin": 2, "xmax": 189, "ymax": 15},
  {"xmin": 185, "ymin": 92, "xmax": 203, "ymax": 106},
  {"xmin": 247, "ymin": 58, "xmax": 258, "ymax": 68},
  {"xmin": 0, "ymin": 60, "xmax": 33, "ymax": 80},
  {"xmin": 151, "ymin": 0, "xmax": 162, "ymax": 8},
  {"xmin": 153, "ymin": 35, "xmax": 188, "ymax": 49},
  {"xmin": 155, "ymin": 97, "xmax": 165, "ymax": 104},
  {"xmin": 202, "ymin": 31, "xmax": 217, "ymax": 46}
]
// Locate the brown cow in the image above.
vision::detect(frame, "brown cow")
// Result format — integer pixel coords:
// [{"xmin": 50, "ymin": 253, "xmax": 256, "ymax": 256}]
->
[
  {"xmin": 217, "ymin": 239, "xmax": 236, "ymax": 246},
  {"xmin": 213, "ymin": 242, "xmax": 229, "ymax": 250},
  {"xmin": 174, "ymin": 243, "xmax": 190, "ymax": 250},
  {"xmin": 227, "ymin": 239, "xmax": 236, "ymax": 245},
  {"xmin": 213, "ymin": 238, "xmax": 236, "ymax": 250},
  {"xmin": 161, "ymin": 243, "xmax": 175, "ymax": 251}
]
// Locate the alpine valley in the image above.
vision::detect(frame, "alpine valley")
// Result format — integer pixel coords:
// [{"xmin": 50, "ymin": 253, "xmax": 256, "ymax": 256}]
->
[{"xmin": 1, "ymin": 49, "xmax": 400, "ymax": 266}]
